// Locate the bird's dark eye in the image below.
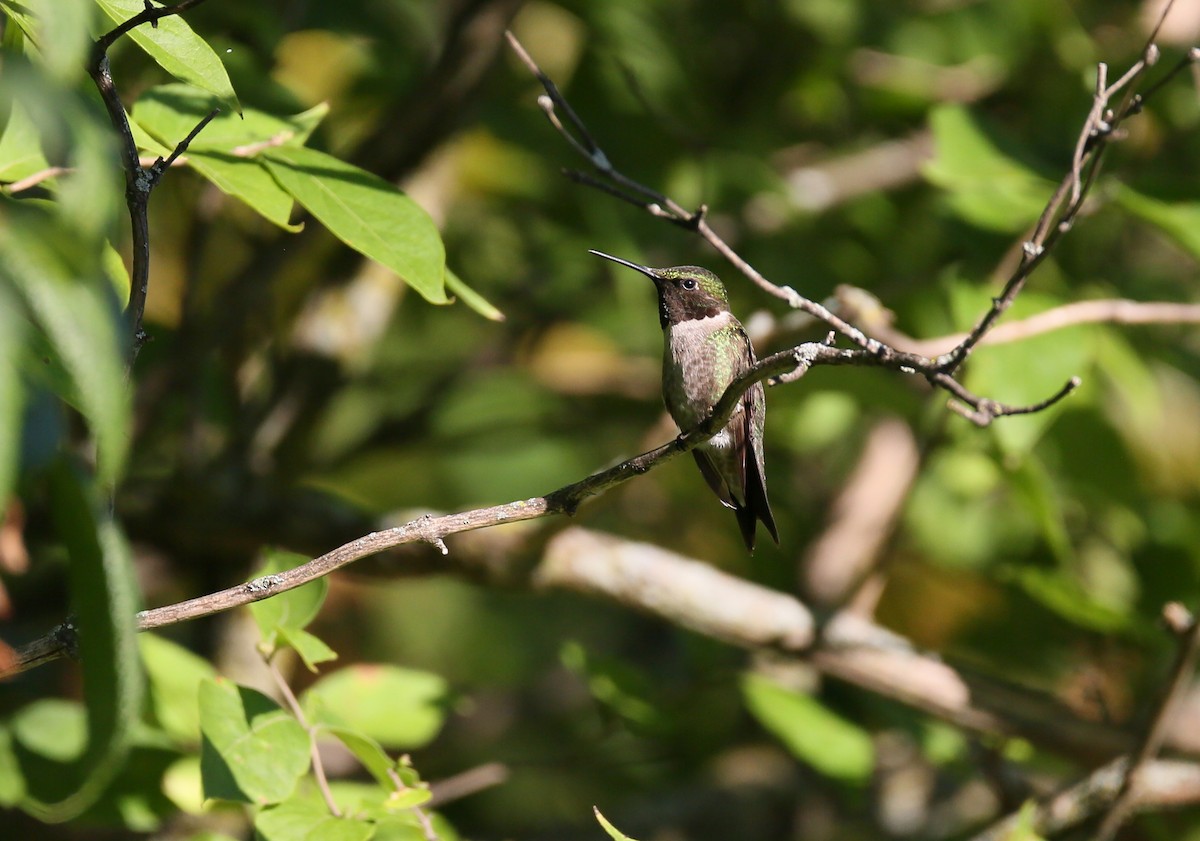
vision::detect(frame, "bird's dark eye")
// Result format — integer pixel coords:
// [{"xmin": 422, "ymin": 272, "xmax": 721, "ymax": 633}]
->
[{"xmin": 681, "ymin": 278, "xmax": 697, "ymax": 290}]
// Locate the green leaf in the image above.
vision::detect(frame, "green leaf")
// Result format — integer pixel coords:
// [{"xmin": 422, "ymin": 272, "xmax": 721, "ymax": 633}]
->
[
  {"xmin": 132, "ymin": 85, "xmax": 324, "ymax": 150},
  {"xmin": 595, "ymin": 807, "xmax": 640, "ymax": 841},
  {"xmin": 187, "ymin": 151, "xmax": 302, "ymax": 231},
  {"xmin": 11, "ymin": 699, "xmax": 88, "ymax": 762},
  {"xmin": 999, "ymin": 565, "xmax": 1131, "ymax": 634},
  {"xmin": 19, "ymin": 464, "xmax": 144, "ymax": 821},
  {"xmin": 0, "ymin": 99, "xmax": 50, "ymax": 182},
  {"xmin": 248, "ymin": 549, "xmax": 330, "ymax": 660},
  {"xmin": 319, "ymin": 725, "xmax": 396, "ymax": 788},
  {"xmin": 302, "ymin": 665, "xmax": 448, "ymax": 750},
  {"xmin": 923, "ymin": 104, "xmax": 1052, "ymax": 232},
  {"xmin": 129, "ymin": 85, "xmax": 328, "ymax": 230},
  {"xmin": 256, "ymin": 799, "xmax": 375, "ymax": 841},
  {"xmin": 92, "ymin": 0, "xmax": 239, "ymax": 113},
  {"xmin": 261, "ymin": 145, "xmax": 448, "ymax": 304},
  {"xmin": 198, "ymin": 679, "xmax": 310, "ymax": 805},
  {"xmin": 445, "ymin": 267, "xmax": 504, "ymax": 322},
  {"xmin": 741, "ymin": 673, "xmax": 874, "ymax": 783},
  {"xmin": 960, "ymin": 292, "xmax": 1090, "ymax": 459},
  {"xmin": 1, "ymin": 201, "xmax": 129, "ymax": 485},
  {"xmin": 1114, "ymin": 185, "xmax": 1200, "ymax": 260},
  {"xmin": 277, "ymin": 626, "xmax": 338, "ymax": 672},
  {"xmin": 0, "ymin": 292, "xmax": 24, "ymax": 510},
  {"xmin": 3, "ymin": 0, "xmax": 95, "ymax": 82},
  {"xmin": 141, "ymin": 633, "xmax": 217, "ymax": 742},
  {"xmin": 0, "ymin": 726, "xmax": 26, "ymax": 807}
]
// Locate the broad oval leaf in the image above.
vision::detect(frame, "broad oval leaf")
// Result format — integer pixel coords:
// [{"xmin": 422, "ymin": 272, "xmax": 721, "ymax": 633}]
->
[
  {"xmin": 302, "ymin": 664, "xmax": 449, "ymax": 750},
  {"xmin": 256, "ymin": 799, "xmax": 375, "ymax": 841},
  {"xmin": 261, "ymin": 145, "xmax": 448, "ymax": 304},
  {"xmin": 92, "ymin": 0, "xmax": 239, "ymax": 113},
  {"xmin": 741, "ymin": 673, "xmax": 874, "ymax": 783},
  {"xmin": 199, "ymin": 679, "xmax": 310, "ymax": 805}
]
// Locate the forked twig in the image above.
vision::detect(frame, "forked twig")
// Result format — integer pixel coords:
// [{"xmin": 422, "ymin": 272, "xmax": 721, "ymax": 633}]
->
[{"xmin": 505, "ymin": 18, "xmax": 1195, "ymax": 426}]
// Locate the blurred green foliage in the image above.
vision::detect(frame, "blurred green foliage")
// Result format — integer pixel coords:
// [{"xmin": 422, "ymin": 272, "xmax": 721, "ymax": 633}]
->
[{"xmin": 1, "ymin": 0, "xmax": 1199, "ymax": 838}]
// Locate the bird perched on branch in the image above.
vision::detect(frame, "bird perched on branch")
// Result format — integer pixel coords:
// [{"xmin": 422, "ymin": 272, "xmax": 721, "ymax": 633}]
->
[{"xmin": 591, "ymin": 250, "xmax": 779, "ymax": 551}]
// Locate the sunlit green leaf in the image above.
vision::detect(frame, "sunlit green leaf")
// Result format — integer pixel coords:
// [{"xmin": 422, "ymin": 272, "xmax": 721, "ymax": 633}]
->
[
  {"xmin": 248, "ymin": 550, "xmax": 330, "ymax": 658},
  {"xmin": 261, "ymin": 145, "xmax": 448, "ymax": 304},
  {"xmin": 0, "ymin": 99, "xmax": 50, "ymax": 182},
  {"xmin": 446, "ymin": 266, "xmax": 504, "ymax": 322},
  {"xmin": 303, "ymin": 665, "xmax": 448, "ymax": 750},
  {"xmin": 11, "ymin": 699, "xmax": 87, "ymax": 763},
  {"xmin": 188, "ymin": 151, "xmax": 302, "ymax": 230},
  {"xmin": 255, "ymin": 799, "xmax": 375, "ymax": 841},
  {"xmin": 923, "ymin": 104, "xmax": 1051, "ymax": 231},
  {"xmin": 741, "ymin": 673, "xmax": 874, "ymax": 783},
  {"xmin": 1, "ymin": 201, "xmax": 129, "ymax": 484},
  {"xmin": 92, "ymin": 0, "xmax": 239, "ymax": 113},
  {"xmin": 0, "ymin": 726, "xmax": 26, "ymax": 807},
  {"xmin": 0, "ymin": 293, "xmax": 24, "ymax": 510},
  {"xmin": 277, "ymin": 626, "xmax": 338, "ymax": 672},
  {"xmin": 132, "ymin": 85, "xmax": 324, "ymax": 151},
  {"xmin": 199, "ymin": 679, "xmax": 309, "ymax": 805},
  {"xmin": 16, "ymin": 464, "xmax": 144, "ymax": 821},
  {"xmin": 595, "ymin": 807, "xmax": 640, "ymax": 841},
  {"xmin": 141, "ymin": 633, "xmax": 217, "ymax": 743},
  {"xmin": 999, "ymin": 565, "xmax": 1131, "ymax": 634},
  {"xmin": 1114, "ymin": 185, "xmax": 1200, "ymax": 260},
  {"xmin": 319, "ymin": 724, "xmax": 396, "ymax": 788}
]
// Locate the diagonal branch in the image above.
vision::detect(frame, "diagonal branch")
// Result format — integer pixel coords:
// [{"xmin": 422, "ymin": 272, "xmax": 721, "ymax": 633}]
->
[{"xmin": 505, "ymin": 22, "xmax": 1193, "ymax": 426}]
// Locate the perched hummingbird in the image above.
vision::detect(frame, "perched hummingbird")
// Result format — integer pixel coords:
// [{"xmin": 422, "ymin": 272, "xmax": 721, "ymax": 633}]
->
[{"xmin": 591, "ymin": 250, "xmax": 779, "ymax": 551}]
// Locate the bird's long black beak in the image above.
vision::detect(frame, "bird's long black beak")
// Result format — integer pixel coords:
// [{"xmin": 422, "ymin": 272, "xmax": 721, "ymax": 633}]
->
[{"xmin": 588, "ymin": 250, "xmax": 660, "ymax": 282}]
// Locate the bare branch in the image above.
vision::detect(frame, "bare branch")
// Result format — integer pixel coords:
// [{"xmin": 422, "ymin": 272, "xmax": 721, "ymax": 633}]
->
[
  {"xmin": 265, "ymin": 653, "xmax": 341, "ymax": 817},
  {"xmin": 504, "ymin": 25, "xmax": 1188, "ymax": 427},
  {"xmin": 970, "ymin": 757, "xmax": 1200, "ymax": 841},
  {"xmin": 87, "ymin": 0, "xmax": 216, "ymax": 363},
  {"xmin": 1094, "ymin": 602, "xmax": 1200, "ymax": 841}
]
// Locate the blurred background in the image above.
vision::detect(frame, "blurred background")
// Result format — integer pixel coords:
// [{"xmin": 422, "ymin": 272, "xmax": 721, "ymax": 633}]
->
[{"xmin": 4, "ymin": 0, "xmax": 1200, "ymax": 838}]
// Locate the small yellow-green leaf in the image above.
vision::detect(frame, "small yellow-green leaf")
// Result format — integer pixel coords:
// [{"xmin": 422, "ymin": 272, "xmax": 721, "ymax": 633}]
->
[
  {"xmin": 141, "ymin": 633, "xmax": 216, "ymax": 742},
  {"xmin": 446, "ymin": 266, "xmax": 504, "ymax": 321},
  {"xmin": 256, "ymin": 799, "xmax": 375, "ymax": 841},
  {"xmin": 277, "ymin": 626, "xmax": 338, "ymax": 672},
  {"xmin": 320, "ymin": 724, "xmax": 396, "ymax": 788},
  {"xmin": 923, "ymin": 104, "xmax": 1051, "ymax": 232},
  {"xmin": 303, "ymin": 665, "xmax": 448, "ymax": 750},
  {"xmin": 93, "ymin": 0, "xmax": 239, "ymax": 113},
  {"xmin": 0, "ymin": 99, "xmax": 50, "ymax": 182},
  {"xmin": 261, "ymin": 145, "xmax": 448, "ymax": 304},
  {"xmin": 741, "ymin": 673, "xmax": 874, "ymax": 783},
  {"xmin": 595, "ymin": 807, "xmax": 640, "ymax": 841},
  {"xmin": 1115, "ymin": 185, "xmax": 1200, "ymax": 260}
]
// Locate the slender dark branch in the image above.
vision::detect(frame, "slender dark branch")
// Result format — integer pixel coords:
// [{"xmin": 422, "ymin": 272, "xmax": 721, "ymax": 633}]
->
[
  {"xmin": 93, "ymin": 0, "xmax": 212, "ymax": 53},
  {"xmin": 88, "ymin": 0, "xmax": 217, "ymax": 363},
  {"xmin": 504, "ymin": 28, "xmax": 1193, "ymax": 426},
  {"xmin": 1094, "ymin": 603, "xmax": 1200, "ymax": 841},
  {"xmin": 936, "ymin": 19, "xmax": 1182, "ymax": 376}
]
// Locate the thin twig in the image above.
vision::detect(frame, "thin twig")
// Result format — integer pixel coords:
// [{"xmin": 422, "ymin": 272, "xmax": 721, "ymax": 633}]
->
[
  {"xmin": 93, "ymin": 0, "xmax": 213, "ymax": 53},
  {"xmin": 1094, "ymin": 602, "xmax": 1200, "ymax": 841},
  {"xmin": 87, "ymin": 0, "xmax": 216, "ymax": 363},
  {"xmin": 386, "ymin": 766, "xmax": 439, "ymax": 841},
  {"xmin": 265, "ymin": 653, "xmax": 342, "ymax": 817},
  {"xmin": 505, "ymin": 24, "xmax": 1185, "ymax": 424}
]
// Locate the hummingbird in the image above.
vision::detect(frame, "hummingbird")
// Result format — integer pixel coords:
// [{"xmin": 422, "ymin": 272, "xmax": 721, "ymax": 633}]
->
[{"xmin": 591, "ymin": 250, "xmax": 779, "ymax": 551}]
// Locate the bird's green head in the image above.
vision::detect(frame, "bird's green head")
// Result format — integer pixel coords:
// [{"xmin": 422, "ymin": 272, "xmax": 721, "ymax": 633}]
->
[{"xmin": 590, "ymin": 250, "xmax": 730, "ymax": 327}]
